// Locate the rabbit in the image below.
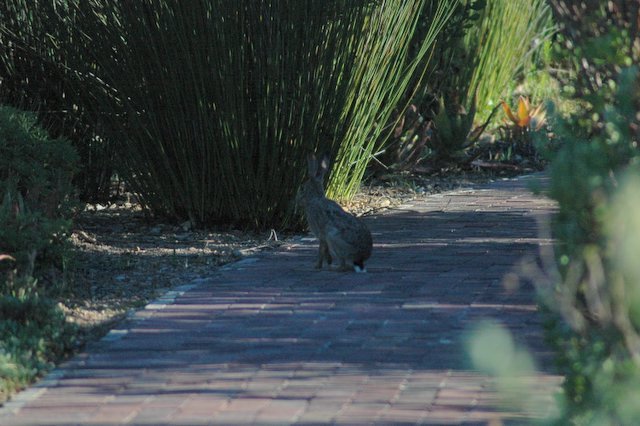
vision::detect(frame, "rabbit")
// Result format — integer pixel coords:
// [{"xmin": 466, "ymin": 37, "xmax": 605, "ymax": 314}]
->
[{"xmin": 298, "ymin": 153, "xmax": 373, "ymax": 273}]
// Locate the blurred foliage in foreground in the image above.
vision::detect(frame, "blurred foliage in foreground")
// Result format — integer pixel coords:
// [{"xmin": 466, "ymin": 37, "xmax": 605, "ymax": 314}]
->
[
  {"xmin": 467, "ymin": 321, "xmax": 557, "ymax": 422},
  {"xmin": 535, "ymin": 1, "xmax": 640, "ymax": 423},
  {"xmin": 468, "ymin": 3, "xmax": 640, "ymax": 423}
]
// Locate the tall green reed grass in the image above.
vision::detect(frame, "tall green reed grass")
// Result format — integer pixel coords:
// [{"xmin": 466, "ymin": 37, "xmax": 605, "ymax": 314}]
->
[
  {"xmin": 463, "ymin": 0, "xmax": 554, "ymax": 123},
  {"xmin": 4, "ymin": 0, "xmax": 456, "ymax": 229},
  {"xmin": 326, "ymin": 0, "xmax": 455, "ymax": 199}
]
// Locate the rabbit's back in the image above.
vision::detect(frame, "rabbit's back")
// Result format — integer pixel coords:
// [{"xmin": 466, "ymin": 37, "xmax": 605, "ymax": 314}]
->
[{"xmin": 325, "ymin": 209, "xmax": 372, "ymax": 262}]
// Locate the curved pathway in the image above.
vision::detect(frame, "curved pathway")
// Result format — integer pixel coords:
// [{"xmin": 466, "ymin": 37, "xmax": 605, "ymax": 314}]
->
[{"xmin": 1, "ymin": 174, "xmax": 562, "ymax": 425}]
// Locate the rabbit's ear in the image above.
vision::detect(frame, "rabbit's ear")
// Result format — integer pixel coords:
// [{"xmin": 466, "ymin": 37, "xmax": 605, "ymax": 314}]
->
[
  {"xmin": 307, "ymin": 154, "xmax": 318, "ymax": 177},
  {"xmin": 317, "ymin": 153, "xmax": 330, "ymax": 178}
]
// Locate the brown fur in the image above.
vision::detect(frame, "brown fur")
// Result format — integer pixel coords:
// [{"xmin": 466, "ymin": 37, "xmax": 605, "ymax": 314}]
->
[{"xmin": 298, "ymin": 154, "xmax": 372, "ymax": 272}]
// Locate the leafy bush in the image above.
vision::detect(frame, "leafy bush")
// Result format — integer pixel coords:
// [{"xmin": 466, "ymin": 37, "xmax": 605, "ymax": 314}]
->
[
  {"xmin": 0, "ymin": 105, "xmax": 78, "ymax": 404},
  {"xmin": 0, "ymin": 295, "xmax": 77, "ymax": 404},
  {"xmin": 536, "ymin": 1, "xmax": 640, "ymax": 423},
  {"xmin": 0, "ymin": 1, "xmax": 115, "ymax": 203},
  {"xmin": 0, "ymin": 104, "xmax": 78, "ymax": 295},
  {"xmin": 428, "ymin": 95, "xmax": 479, "ymax": 163}
]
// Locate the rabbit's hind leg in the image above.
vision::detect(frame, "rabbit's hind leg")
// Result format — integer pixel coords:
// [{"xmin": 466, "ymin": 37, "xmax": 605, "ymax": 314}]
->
[
  {"xmin": 336, "ymin": 258, "xmax": 353, "ymax": 272},
  {"xmin": 316, "ymin": 240, "xmax": 332, "ymax": 269}
]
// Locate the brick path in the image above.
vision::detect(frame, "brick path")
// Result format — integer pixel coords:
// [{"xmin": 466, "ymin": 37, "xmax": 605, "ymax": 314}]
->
[{"xmin": 1, "ymin": 174, "xmax": 562, "ymax": 425}]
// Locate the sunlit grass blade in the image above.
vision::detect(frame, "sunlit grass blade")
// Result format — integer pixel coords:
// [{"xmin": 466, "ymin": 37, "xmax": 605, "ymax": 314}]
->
[{"xmin": 464, "ymin": 0, "xmax": 554, "ymax": 123}]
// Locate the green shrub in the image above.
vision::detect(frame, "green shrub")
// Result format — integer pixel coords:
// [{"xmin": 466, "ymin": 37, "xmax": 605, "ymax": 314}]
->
[
  {"xmin": 0, "ymin": 105, "xmax": 78, "ymax": 217},
  {"xmin": 0, "ymin": 104, "xmax": 78, "ymax": 295},
  {"xmin": 539, "ymin": 1, "xmax": 640, "ymax": 422},
  {"xmin": 0, "ymin": 295, "xmax": 77, "ymax": 404},
  {"xmin": 0, "ymin": 105, "xmax": 78, "ymax": 404},
  {"xmin": 0, "ymin": 1, "xmax": 115, "ymax": 203},
  {"xmin": 428, "ymin": 95, "xmax": 478, "ymax": 163}
]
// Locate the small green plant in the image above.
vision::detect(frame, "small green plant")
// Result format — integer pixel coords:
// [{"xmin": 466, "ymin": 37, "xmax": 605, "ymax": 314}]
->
[
  {"xmin": 0, "ymin": 294, "xmax": 77, "ymax": 404},
  {"xmin": 497, "ymin": 96, "xmax": 547, "ymax": 161},
  {"xmin": 428, "ymin": 94, "xmax": 478, "ymax": 163},
  {"xmin": 0, "ymin": 106, "xmax": 78, "ymax": 211}
]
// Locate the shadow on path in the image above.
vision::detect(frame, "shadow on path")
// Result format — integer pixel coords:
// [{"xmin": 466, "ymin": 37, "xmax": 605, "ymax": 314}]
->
[{"xmin": 1, "ymin": 175, "xmax": 562, "ymax": 425}]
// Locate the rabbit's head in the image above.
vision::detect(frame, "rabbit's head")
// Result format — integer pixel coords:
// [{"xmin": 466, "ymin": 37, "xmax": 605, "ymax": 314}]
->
[{"xmin": 298, "ymin": 153, "xmax": 330, "ymax": 204}]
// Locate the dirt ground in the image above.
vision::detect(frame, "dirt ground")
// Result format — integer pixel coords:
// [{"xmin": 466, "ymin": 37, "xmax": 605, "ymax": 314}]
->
[{"xmin": 62, "ymin": 168, "xmax": 524, "ymax": 345}]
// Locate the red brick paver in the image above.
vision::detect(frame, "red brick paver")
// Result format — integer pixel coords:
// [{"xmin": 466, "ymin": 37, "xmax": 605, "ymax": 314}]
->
[{"xmin": 0, "ymin": 174, "xmax": 562, "ymax": 425}]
